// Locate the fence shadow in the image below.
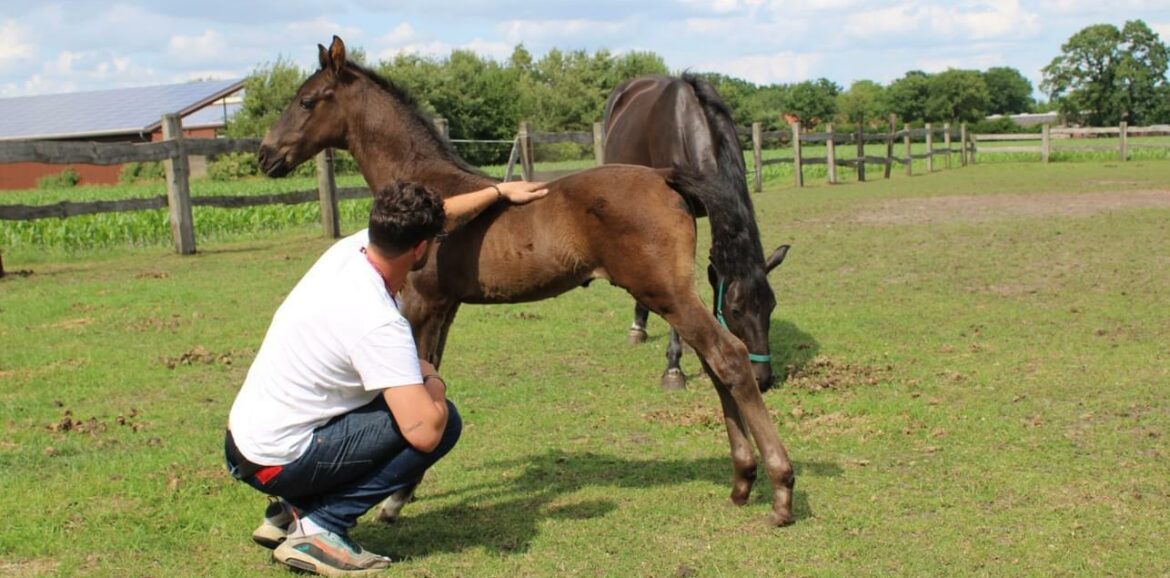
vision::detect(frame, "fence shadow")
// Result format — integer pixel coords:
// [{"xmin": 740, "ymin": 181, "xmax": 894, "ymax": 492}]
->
[{"xmin": 354, "ymin": 449, "xmax": 839, "ymax": 559}]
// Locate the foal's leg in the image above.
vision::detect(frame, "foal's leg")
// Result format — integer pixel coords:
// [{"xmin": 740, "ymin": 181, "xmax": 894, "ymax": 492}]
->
[
  {"xmin": 660, "ymin": 298, "xmax": 795, "ymax": 526},
  {"xmin": 628, "ymin": 302, "xmax": 650, "ymax": 344},
  {"xmin": 662, "ymin": 328, "xmax": 686, "ymax": 390}
]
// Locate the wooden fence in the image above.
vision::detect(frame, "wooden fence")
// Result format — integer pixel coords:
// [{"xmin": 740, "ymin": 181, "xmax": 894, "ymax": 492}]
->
[
  {"xmin": 0, "ymin": 114, "xmax": 363, "ymax": 256},
  {"xmin": 972, "ymin": 122, "xmax": 1170, "ymax": 162}
]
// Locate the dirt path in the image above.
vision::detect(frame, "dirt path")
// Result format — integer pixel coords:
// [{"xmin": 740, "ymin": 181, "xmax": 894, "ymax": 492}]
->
[{"xmin": 846, "ymin": 189, "xmax": 1170, "ymax": 225}]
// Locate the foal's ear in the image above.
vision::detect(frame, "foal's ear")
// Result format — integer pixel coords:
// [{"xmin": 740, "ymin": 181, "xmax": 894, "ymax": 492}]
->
[
  {"xmin": 318, "ymin": 44, "xmax": 329, "ymax": 70},
  {"xmin": 328, "ymin": 35, "xmax": 347, "ymax": 74},
  {"xmin": 765, "ymin": 244, "xmax": 790, "ymax": 274}
]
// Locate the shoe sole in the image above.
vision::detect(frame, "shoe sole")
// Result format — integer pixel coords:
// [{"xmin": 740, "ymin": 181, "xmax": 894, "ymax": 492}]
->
[
  {"xmin": 272, "ymin": 549, "xmax": 385, "ymax": 577},
  {"xmin": 252, "ymin": 524, "xmax": 287, "ymax": 550}
]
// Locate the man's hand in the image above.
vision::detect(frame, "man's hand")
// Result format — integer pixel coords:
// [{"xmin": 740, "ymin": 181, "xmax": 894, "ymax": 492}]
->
[
  {"xmin": 417, "ymin": 359, "xmax": 446, "ymax": 401},
  {"xmin": 496, "ymin": 181, "xmax": 548, "ymax": 205}
]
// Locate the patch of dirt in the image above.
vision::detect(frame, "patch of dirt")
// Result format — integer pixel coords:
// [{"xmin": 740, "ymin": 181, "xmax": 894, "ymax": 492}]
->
[
  {"xmin": 846, "ymin": 190, "xmax": 1170, "ymax": 225},
  {"xmin": 45, "ymin": 407, "xmax": 146, "ymax": 434},
  {"xmin": 161, "ymin": 346, "xmax": 233, "ymax": 369},
  {"xmin": 0, "ymin": 558, "xmax": 59, "ymax": 576},
  {"xmin": 127, "ymin": 314, "xmax": 185, "ymax": 333},
  {"xmin": 42, "ymin": 317, "xmax": 93, "ymax": 331},
  {"xmin": 643, "ymin": 402, "xmax": 723, "ymax": 429},
  {"xmin": 784, "ymin": 355, "xmax": 887, "ymax": 392}
]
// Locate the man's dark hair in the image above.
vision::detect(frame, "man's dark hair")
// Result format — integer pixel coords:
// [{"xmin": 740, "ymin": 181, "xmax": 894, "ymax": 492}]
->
[{"xmin": 368, "ymin": 180, "xmax": 446, "ymax": 255}]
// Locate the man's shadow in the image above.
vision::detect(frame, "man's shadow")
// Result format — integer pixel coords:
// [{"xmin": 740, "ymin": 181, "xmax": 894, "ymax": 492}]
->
[{"xmin": 355, "ymin": 449, "xmax": 841, "ymax": 559}]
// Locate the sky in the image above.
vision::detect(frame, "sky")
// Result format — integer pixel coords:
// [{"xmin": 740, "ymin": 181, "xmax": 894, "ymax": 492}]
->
[{"xmin": 1, "ymin": 0, "xmax": 1168, "ymax": 99}]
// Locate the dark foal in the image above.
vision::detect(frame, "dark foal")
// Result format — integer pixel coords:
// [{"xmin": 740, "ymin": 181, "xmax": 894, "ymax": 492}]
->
[
  {"xmin": 257, "ymin": 36, "xmax": 796, "ymax": 526},
  {"xmin": 604, "ymin": 74, "xmax": 789, "ymax": 391}
]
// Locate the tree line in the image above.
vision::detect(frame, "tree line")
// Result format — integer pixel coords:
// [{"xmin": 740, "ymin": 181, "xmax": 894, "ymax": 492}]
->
[{"xmin": 226, "ymin": 19, "xmax": 1169, "ymax": 167}]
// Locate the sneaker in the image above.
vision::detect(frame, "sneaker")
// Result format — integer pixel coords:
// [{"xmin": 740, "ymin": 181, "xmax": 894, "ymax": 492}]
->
[
  {"xmin": 252, "ymin": 498, "xmax": 294, "ymax": 549},
  {"xmin": 272, "ymin": 530, "xmax": 392, "ymax": 576}
]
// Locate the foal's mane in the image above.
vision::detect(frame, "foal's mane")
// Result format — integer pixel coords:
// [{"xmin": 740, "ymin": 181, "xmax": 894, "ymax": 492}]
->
[
  {"xmin": 345, "ymin": 61, "xmax": 490, "ymax": 181},
  {"xmin": 680, "ymin": 74, "xmax": 766, "ymax": 279}
]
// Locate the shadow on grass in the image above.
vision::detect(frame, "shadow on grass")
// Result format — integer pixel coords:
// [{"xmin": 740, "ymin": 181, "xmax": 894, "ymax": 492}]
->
[
  {"xmin": 355, "ymin": 449, "xmax": 839, "ymax": 559},
  {"xmin": 769, "ymin": 320, "xmax": 819, "ymax": 386}
]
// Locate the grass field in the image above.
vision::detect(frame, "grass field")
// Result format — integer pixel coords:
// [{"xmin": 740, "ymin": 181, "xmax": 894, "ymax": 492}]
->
[{"xmin": 2, "ymin": 161, "xmax": 1169, "ymax": 576}]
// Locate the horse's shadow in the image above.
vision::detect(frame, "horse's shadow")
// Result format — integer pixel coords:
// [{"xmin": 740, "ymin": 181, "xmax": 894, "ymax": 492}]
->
[
  {"xmin": 354, "ymin": 449, "xmax": 840, "ymax": 559},
  {"xmin": 770, "ymin": 319, "xmax": 820, "ymax": 387}
]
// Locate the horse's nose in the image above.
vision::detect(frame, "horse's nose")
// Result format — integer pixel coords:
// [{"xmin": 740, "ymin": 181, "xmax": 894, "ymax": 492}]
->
[
  {"xmin": 754, "ymin": 364, "xmax": 775, "ymax": 393},
  {"xmin": 256, "ymin": 146, "xmax": 270, "ymax": 168}
]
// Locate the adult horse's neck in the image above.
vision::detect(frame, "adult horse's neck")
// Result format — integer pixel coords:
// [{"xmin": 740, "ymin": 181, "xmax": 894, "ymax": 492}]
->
[{"xmin": 341, "ymin": 76, "xmax": 494, "ymax": 198}]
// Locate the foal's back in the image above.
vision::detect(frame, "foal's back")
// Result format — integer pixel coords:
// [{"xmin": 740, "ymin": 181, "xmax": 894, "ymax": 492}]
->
[{"xmin": 423, "ymin": 165, "xmax": 696, "ymax": 305}]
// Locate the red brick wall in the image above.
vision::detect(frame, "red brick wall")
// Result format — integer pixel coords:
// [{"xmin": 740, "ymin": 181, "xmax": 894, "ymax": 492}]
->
[{"xmin": 0, "ymin": 126, "xmax": 220, "ymax": 191}]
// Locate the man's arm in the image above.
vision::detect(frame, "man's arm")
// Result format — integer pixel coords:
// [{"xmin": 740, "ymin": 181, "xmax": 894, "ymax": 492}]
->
[
  {"xmin": 443, "ymin": 181, "xmax": 549, "ymax": 232},
  {"xmin": 381, "ymin": 359, "xmax": 448, "ymax": 452}
]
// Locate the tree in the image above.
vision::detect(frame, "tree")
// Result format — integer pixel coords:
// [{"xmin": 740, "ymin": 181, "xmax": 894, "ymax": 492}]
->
[
  {"xmin": 925, "ymin": 69, "xmax": 990, "ymax": 122},
  {"xmin": 886, "ymin": 71, "xmax": 931, "ymax": 123},
  {"xmin": 1117, "ymin": 20, "xmax": 1170, "ymax": 124},
  {"xmin": 1042, "ymin": 20, "xmax": 1170, "ymax": 125},
  {"xmin": 226, "ymin": 57, "xmax": 307, "ymax": 138},
  {"xmin": 785, "ymin": 78, "xmax": 840, "ymax": 128},
  {"xmin": 983, "ymin": 67, "xmax": 1034, "ymax": 115},
  {"xmin": 835, "ymin": 79, "xmax": 887, "ymax": 126}
]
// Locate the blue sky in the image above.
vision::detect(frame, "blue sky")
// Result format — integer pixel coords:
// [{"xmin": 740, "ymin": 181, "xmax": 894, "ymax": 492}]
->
[{"xmin": 1, "ymin": 1, "xmax": 1167, "ymax": 98}]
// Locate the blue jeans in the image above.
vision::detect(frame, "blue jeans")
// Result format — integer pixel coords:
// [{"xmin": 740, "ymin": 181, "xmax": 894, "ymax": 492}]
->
[{"xmin": 225, "ymin": 395, "xmax": 461, "ymax": 535}]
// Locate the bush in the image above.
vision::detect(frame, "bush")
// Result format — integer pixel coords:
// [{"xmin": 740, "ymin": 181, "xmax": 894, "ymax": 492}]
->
[
  {"xmin": 37, "ymin": 168, "xmax": 80, "ymax": 189},
  {"xmin": 207, "ymin": 152, "xmax": 260, "ymax": 181},
  {"xmin": 119, "ymin": 161, "xmax": 166, "ymax": 184}
]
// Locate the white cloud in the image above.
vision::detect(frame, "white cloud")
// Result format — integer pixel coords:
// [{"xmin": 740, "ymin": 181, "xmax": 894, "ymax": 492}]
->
[
  {"xmin": 0, "ymin": 19, "xmax": 34, "ymax": 63},
  {"xmin": 1152, "ymin": 22, "xmax": 1170, "ymax": 40},
  {"xmin": 168, "ymin": 29, "xmax": 228, "ymax": 63},
  {"xmin": 698, "ymin": 51, "xmax": 822, "ymax": 84},
  {"xmin": 498, "ymin": 18, "xmax": 636, "ymax": 45}
]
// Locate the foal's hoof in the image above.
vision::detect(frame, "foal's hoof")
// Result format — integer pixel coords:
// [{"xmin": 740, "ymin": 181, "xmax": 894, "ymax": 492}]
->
[
  {"xmin": 661, "ymin": 368, "xmax": 686, "ymax": 391},
  {"xmin": 627, "ymin": 328, "xmax": 648, "ymax": 345}
]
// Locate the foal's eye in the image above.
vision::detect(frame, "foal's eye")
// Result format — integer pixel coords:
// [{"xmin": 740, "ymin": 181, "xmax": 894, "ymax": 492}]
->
[{"xmin": 300, "ymin": 98, "xmax": 316, "ymax": 110}]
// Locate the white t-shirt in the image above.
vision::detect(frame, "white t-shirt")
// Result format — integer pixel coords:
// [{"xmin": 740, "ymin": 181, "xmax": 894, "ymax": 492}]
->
[{"xmin": 228, "ymin": 229, "xmax": 423, "ymax": 465}]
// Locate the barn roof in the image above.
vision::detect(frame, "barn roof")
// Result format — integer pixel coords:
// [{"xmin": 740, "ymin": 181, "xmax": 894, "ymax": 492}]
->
[{"xmin": 0, "ymin": 78, "xmax": 245, "ymax": 141}]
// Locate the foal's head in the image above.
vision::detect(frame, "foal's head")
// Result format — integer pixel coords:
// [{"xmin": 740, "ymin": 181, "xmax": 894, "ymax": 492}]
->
[
  {"xmin": 708, "ymin": 244, "xmax": 789, "ymax": 391},
  {"xmin": 257, "ymin": 36, "xmax": 356, "ymax": 177}
]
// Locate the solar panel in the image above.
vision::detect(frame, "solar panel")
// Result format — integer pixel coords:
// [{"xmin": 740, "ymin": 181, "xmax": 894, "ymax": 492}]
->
[{"xmin": 0, "ymin": 79, "xmax": 244, "ymax": 140}]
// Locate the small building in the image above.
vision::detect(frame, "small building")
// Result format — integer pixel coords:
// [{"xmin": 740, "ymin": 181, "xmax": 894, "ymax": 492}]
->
[{"xmin": 0, "ymin": 79, "xmax": 244, "ymax": 190}]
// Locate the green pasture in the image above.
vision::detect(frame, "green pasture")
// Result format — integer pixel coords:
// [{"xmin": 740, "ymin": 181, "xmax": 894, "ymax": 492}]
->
[{"xmin": 2, "ymin": 161, "xmax": 1170, "ymax": 576}]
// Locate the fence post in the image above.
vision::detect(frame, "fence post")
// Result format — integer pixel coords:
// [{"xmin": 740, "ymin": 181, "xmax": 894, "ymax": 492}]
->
[
  {"xmin": 943, "ymin": 122, "xmax": 952, "ymax": 169},
  {"xmin": 316, "ymin": 149, "xmax": 340, "ymax": 239},
  {"xmin": 0, "ymin": 250, "xmax": 5, "ymax": 279},
  {"xmin": 925, "ymin": 122, "xmax": 934, "ymax": 173},
  {"xmin": 826, "ymin": 123, "xmax": 837, "ymax": 184},
  {"xmin": 791, "ymin": 121, "xmax": 803, "ymax": 188},
  {"xmin": 904, "ymin": 123, "xmax": 913, "ymax": 176},
  {"xmin": 960, "ymin": 123, "xmax": 968, "ymax": 166},
  {"xmin": 1041, "ymin": 124, "xmax": 1051, "ymax": 164},
  {"xmin": 162, "ymin": 114, "xmax": 196, "ymax": 255},
  {"xmin": 518, "ymin": 121, "xmax": 534, "ymax": 181},
  {"xmin": 751, "ymin": 122, "xmax": 763, "ymax": 192},
  {"xmin": 884, "ymin": 114, "xmax": 896, "ymax": 179},
  {"xmin": 1120, "ymin": 121, "xmax": 1128, "ymax": 161},
  {"xmin": 856, "ymin": 121, "xmax": 866, "ymax": 182},
  {"xmin": 593, "ymin": 122, "xmax": 605, "ymax": 166},
  {"xmin": 433, "ymin": 117, "xmax": 449, "ymax": 141},
  {"xmin": 969, "ymin": 125, "xmax": 978, "ymax": 165}
]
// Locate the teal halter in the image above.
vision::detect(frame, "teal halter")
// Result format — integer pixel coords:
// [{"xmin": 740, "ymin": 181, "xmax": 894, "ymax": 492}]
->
[{"xmin": 714, "ymin": 279, "xmax": 772, "ymax": 363}]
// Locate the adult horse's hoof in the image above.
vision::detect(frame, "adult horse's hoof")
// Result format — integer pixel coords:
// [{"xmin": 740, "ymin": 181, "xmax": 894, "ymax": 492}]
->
[
  {"xmin": 627, "ymin": 328, "xmax": 648, "ymax": 345},
  {"xmin": 661, "ymin": 368, "xmax": 686, "ymax": 390},
  {"xmin": 767, "ymin": 510, "xmax": 796, "ymax": 527}
]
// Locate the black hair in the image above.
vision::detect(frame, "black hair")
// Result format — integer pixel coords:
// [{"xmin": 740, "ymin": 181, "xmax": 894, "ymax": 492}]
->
[{"xmin": 368, "ymin": 180, "xmax": 446, "ymax": 255}]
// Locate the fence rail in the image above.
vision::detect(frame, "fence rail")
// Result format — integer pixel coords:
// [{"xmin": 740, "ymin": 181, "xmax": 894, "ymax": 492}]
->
[{"xmin": 972, "ymin": 122, "xmax": 1170, "ymax": 163}]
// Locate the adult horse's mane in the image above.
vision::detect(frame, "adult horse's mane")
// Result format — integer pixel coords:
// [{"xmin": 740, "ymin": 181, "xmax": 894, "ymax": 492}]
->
[
  {"xmin": 678, "ymin": 74, "xmax": 766, "ymax": 280},
  {"xmin": 346, "ymin": 61, "xmax": 490, "ymax": 184}
]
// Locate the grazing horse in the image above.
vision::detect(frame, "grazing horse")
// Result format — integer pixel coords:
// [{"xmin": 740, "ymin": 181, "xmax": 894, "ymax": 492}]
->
[
  {"xmin": 603, "ymin": 74, "xmax": 789, "ymax": 391},
  {"xmin": 257, "ymin": 36, "xmax": 796, "ymax": 526}
]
